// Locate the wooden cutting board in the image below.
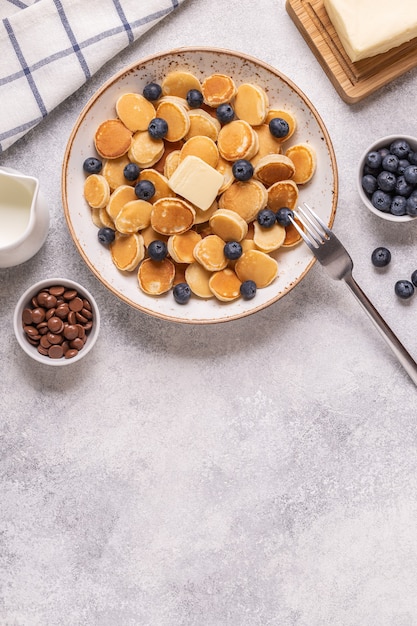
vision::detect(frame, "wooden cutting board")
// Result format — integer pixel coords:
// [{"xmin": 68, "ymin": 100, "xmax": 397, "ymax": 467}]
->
[{"xmin": 286, "ymin": 0, "xmax": 417, "ymax": 103}]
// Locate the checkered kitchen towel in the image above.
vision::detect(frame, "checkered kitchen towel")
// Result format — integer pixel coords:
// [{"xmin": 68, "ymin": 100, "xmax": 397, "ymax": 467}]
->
[{"xmin": 0, "ymin": 0, "xmax": 188, "ymax": 153}]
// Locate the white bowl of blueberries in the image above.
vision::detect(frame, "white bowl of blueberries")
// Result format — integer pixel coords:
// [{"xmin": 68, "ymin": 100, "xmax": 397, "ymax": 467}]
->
[{"xmin": 358, "ymin": 135, "xmax": 417, "ymax": 222}]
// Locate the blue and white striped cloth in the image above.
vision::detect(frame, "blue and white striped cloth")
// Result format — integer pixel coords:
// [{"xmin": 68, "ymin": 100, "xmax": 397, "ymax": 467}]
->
[{"xmin": 0, "ymin": 0, "xmax": 188, "ymax": 153}]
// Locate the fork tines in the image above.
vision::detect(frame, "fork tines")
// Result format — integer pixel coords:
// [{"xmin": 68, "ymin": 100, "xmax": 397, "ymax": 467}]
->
[{"xmin": 289, "ymin": 203, "xmax": 330, "ymax": 250}]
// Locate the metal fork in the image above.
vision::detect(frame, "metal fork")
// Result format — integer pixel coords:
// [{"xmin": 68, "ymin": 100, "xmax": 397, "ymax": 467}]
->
[{"xmin": 289, "ymin": 203, "xmax": 417, "ymax": 386}]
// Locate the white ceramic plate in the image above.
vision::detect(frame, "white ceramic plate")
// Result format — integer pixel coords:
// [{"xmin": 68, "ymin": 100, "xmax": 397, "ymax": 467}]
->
[{"xmin": 62, "ymin": 47, "xmax": 338, "ymax": 324}]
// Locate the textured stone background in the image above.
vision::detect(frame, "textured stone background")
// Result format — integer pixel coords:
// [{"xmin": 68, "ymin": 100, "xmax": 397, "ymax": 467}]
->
[{"xmin": 2, "ymin": 1, "xmax": 417, "ymax": 624}]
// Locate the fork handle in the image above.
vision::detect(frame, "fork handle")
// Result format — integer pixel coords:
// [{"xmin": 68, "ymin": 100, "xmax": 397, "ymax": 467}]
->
[{"xmin": 344, "ymin": 274, "xmax": 417, "ymax": 385}]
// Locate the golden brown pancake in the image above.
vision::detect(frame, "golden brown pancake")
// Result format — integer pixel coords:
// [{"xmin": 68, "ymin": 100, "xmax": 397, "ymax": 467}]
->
[
  {"xmin": 110, "ymin": 232, "xmax": 145, "ymax": 271},
  {"xmin": 209, "ymin": 268, "xmax": 242, "ymax": 301},
  {"xmin": 84, "ymin": 174, "xmax": 110, "ymax": 209},
  {"xmin": 115, "ymin": 93, "xmax": 156, "ymax": 132},
  {"xmin": 137, "ymin": 257, "xmax": 175, "ymax": 295},
  {"xmin": 201, "ymin": 73, "xmax": 237, "ymax": 107},
  {"xmin": 151, "ymin": 197, "xmax": 195, "ymax": 235},
  {"xmin": 284, "ymin": 143, "xmax": 316, "ymax": 184},
  {"xmin": 217, "ymin": 120, "xmax": 258, "ymax": 161},
  {"xmin": 235, "ymin": 249, "xmax": 278, "ymax": 287},
  {"xmin": 94, "ymin": 119, "xmax": 132, "ymax": 159},
  {"xmin": 219, "ymin": 179, "xmax": 268, "ymax": 223}
]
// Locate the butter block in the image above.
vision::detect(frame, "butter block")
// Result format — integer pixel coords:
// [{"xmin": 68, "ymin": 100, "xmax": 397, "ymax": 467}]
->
[
  {"xmin": 168, "ymin": 155, "xmax": 224, "ymax": 211},
  {"xmin": 324, "ymin": 0, "xmax": 417, "ymax": 62}
]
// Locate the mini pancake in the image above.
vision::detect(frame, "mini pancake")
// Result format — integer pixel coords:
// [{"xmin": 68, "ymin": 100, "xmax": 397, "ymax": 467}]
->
[
  {"xmin": 217, "ymin": 120, "xmax": 258, "ymax": 161},
  {"xmin": 173, "ymin": 263, "xmax": 188, "ymax": 286},
  {"xmin": 216, "ymin": 156, "xmax": 234, "ymax": 193},
  {"xmin": 106, "ymin": 184, "xmax": 137, "ymax": 221},
  {"xmin": 233, "ymin": 83, "xmax": 269, "ymax": 126},
  {"xmin": 90, "ymin": 207, "xmax": 105, "ymax": 229},
  {"xmin": 154, "ymin": 140, "xmax": 184, "ymax": 174},
  {"xmin": 115, "ymin": 92, "xmax": 156, "ymax": 132},
  {"xmin": 115, "ymin": 199, "xmax": 153, "ymax": 233},
  {"xmin": 151, "ymin": 197, "xmax": 195, "ymax": 235},
  {"xmin": 193, "ymin": 234, "xmax": 228, "ymax": 271},
  {"xmin": 209, "ymin": 208, "xmax": 248, "ymax": 241},
  {"xmin": 235, "ymin": 249, "xmax": 278, "ymax": 288},
  {"xmin": 167, "ymin": 230, "xmax": 202, "ymax": 264},
  {"xmin": 163, "ymin": 150, "xmax": 181, "ymax": 178},
  {"xmin": 156, "ymin": 100, "xmax": 190, "ymax": 142},
  {"xmin": 102, "ymin": 155, "xmax": 136, "ymax": 190},
  {"xmin": 138, "ymin": 169, "xmax": 175, "ymax": 203},
  {"xmin": 282, "ymin": 216, "xmax": 304, "ymax": 248},
  {"xmin": 179, "ymin": 135, "xmax": 219, "ymax": 168},
  {"xmin": 110, "ymin": 232, "xmax": 145, "ymax": 271},
  {"xmin": 99, "ymin": 206, "xmax": 115, "ymax": 229},
  {"xmin": 253, "ymin": 221, "xmax": 286, "ymax": 252},
  {"xmin": 201, "ymin": 73, "xmax": 237, "ymax": 107},
  {"xmin": 284, "ymin": 143, "xmax": 316, "ymax": 184},
  {"xmin": 219, "ymin": 179, "xmax": 268, "ymax": 223},
  {"xmin": 94, "ymin": 119, "xmax": 132, "ymax": 159},
  {"xmin": 157, "ymin": 95, "xmax": 190, "ymax": 110},
  {"xmin": 209, "ymin": 268, "xmax": 242, "ymax": 301},
  {"xmin": 185, "ymin": 262, "xmax": 214, "ymax": 298},
  {"xmin": 265, "ymin": 109, "xmax": 297, "ymax": 142},
  {"xmin": 128, "ymin": 131, "xmax": 165, "ymax": 168},
  {"xmin": 84, "ymin": 174, "xmax": 110, "ymax": 209},
  {"xmin": 141, "ymin": 224, "xmax": 168, "ymax": 248},
  {"xmin": 254, "ymin": 154, "xmax": 295, "ymax": 187},
  {"xmin": 251, "ymin": 124, "xmax": 282, "ymax": 166},
  {"xmin": 193, "ymin": 199, "xmax": 218, "ymax": 225},
  {"xmin": 161, "ymin": 71, "xmax": 202, "ymax": 98},
  {"xmin": 267, "ymin": 179, "xmax": 299, "ymax": 211},
  {"xmin": 137, "ymin": 257, "xmax": 175, "ymax": 295},
  {"xmin": 185, "ymin": 108, "xmax": 220, "ymax": 141}
]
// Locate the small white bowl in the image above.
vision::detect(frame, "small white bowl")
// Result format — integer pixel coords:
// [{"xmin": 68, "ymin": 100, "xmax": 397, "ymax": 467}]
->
[
  {"xmin": 358, "ymin": 134, "xmax": 417, "ymax": 222},
  {"xmin": 14, "ymin": 278, "xmax": 100, "ymax": 366}
]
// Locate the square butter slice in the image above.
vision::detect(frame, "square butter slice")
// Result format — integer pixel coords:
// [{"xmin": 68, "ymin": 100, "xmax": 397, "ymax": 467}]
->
[
  {"xmin": 168, "ymin": 155, "xmax": 224, "ymax": 211},
  {"xmin": 324, "ymin": 0, "xmax": 417, "ymax": 62}
]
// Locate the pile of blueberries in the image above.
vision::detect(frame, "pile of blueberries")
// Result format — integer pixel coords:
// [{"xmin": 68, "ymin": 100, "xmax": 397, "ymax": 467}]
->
[
  {"xmin": 371, "ymin": 246, "xmax": 417, "ymax": 299},
  {"xmin": 362, "ymin": 138, "xmax": 417, "ymax": 216}
]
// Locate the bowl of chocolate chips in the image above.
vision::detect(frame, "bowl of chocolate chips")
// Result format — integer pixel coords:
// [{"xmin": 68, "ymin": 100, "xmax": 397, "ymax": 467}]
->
[
  {"xmin": 14, "ymin": 278, "xmax": 100, "ymax": 365},
  {"xmin": 358, "ymin": 135, "xmax": 417, "ymax": 222}
]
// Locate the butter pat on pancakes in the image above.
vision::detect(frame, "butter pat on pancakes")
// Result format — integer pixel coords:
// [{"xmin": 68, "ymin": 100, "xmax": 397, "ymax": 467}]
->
[{"xmin": 168, "ymin": 155, "xmax": 224, "ymax": 211}]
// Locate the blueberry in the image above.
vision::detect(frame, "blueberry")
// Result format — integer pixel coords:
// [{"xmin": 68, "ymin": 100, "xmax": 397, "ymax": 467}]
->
[
  {"xmin": 148, "ymin": 240, "xmax": 167, "ymax": 261},
  {"xmin": 390, "ymin": 139, "xmax": 411, "ymax": 159},
  {"xmin": 377, "ymin": 170, "xmax": 396, "ymax": 192},
  {"xmin": 397, "ymin": 159, "xmax": 410, "ymax": 175},
  {"xmin": 382, "ymin": 153, "xmax": 399, "ymax": 173},
  {"xmin": 186, "ymin": 89, "xmax": 204, "ymax": 108},
  {"xmin": 216, "ymin": 103, "xmax": 235, "ymax": 124},
  {"xmin": 269, "ymin": 117, "xmax": 290, "ymax": 138},
  {"xmin": 98, "ymin": 227, "xmax": 115, "ymax": 245},
  {"xmin": 378, "ymin": 147, "xmax": 390, "ymax": 159},
  {"xmin": 362, "ymin": 174, "xmax": 378, "ymax": 195},
  {"xmin": 390, "ymin": 195, "xmax": 407, "ymax": 216},
  {"xmin": 276, "ymin": 207, "xmax": 294, "ymax": 226},
  {"xmin": 365, "ymin": 151, "xmax": 382, "ymax": 169},
  {"xmin": 224, "ymin": 241, "xmax": 242, "ymax": 260},
  {"xmin": 408, "ymin": 151, "xmax": 417, "ymax": 165},
  {"xmin": 148, "ymin": 117, "xmax": 168, "ymax": 139},
  {"xmin": 395, "ymin": 175, "xmax": 413, "ymax": 197},
  {"xmin": 123, "ymin": 163, "xmax": 140, "ymax": 181},
  {"xmin": 173, "ymin": 282, "xmax": 191, "ymax": 304},
  {"xmin": 232, "ymin": 159, "xmax": 253, "ymax": 181},
  {"xmin": 143, "ymin": 82, "xmax": 162, "ymax": 101},
  {"xmin": 257, "ymin": 208, "xmax": 276, "ymax": 228},
  {"xmin": 363, "ymin": 164, "xmax": 380, "ymax": 177},
  {"xmin": 411, "ymin": 270, "xmax": 417, "ymax": 287},
  {"xmin": 371, "ymin": 246, "xmax": 391, "ymax": 267},
  {"xmin": 404, "ymin": 165, "xmax": 417, "ymax": 185},
  {"xmin": 406, "ymin": 195, "xmax": 417, "ymax": 216},
  {"xmin": 395, "ymin": 279, "xmax": 415, "ymax": 299},
  {"xmin": 371, "ymin": 189, "xmax": 391, "ymax": 212},
  {"xmin": 135, "ymin": 179, "xmax": 156, "ymax": 201},
  {"xmin": 83, "ymin": 157, "xmax": 102, "ymax": 174},
  {"xmin": 240, "ymin": 280, "xmax": 257, "ymax": 300}
]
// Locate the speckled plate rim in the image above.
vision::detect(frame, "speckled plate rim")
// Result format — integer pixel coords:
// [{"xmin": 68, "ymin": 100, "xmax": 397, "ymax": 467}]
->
[{"xmin": 62, "ymin": 46, "xmax": 338, "ymax": 324}]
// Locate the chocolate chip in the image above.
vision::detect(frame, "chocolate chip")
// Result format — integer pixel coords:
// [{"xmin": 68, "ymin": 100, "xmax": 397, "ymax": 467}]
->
[{"xmin": 21, "ymin": 285, "xmax": 94, "ymax": 360}]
